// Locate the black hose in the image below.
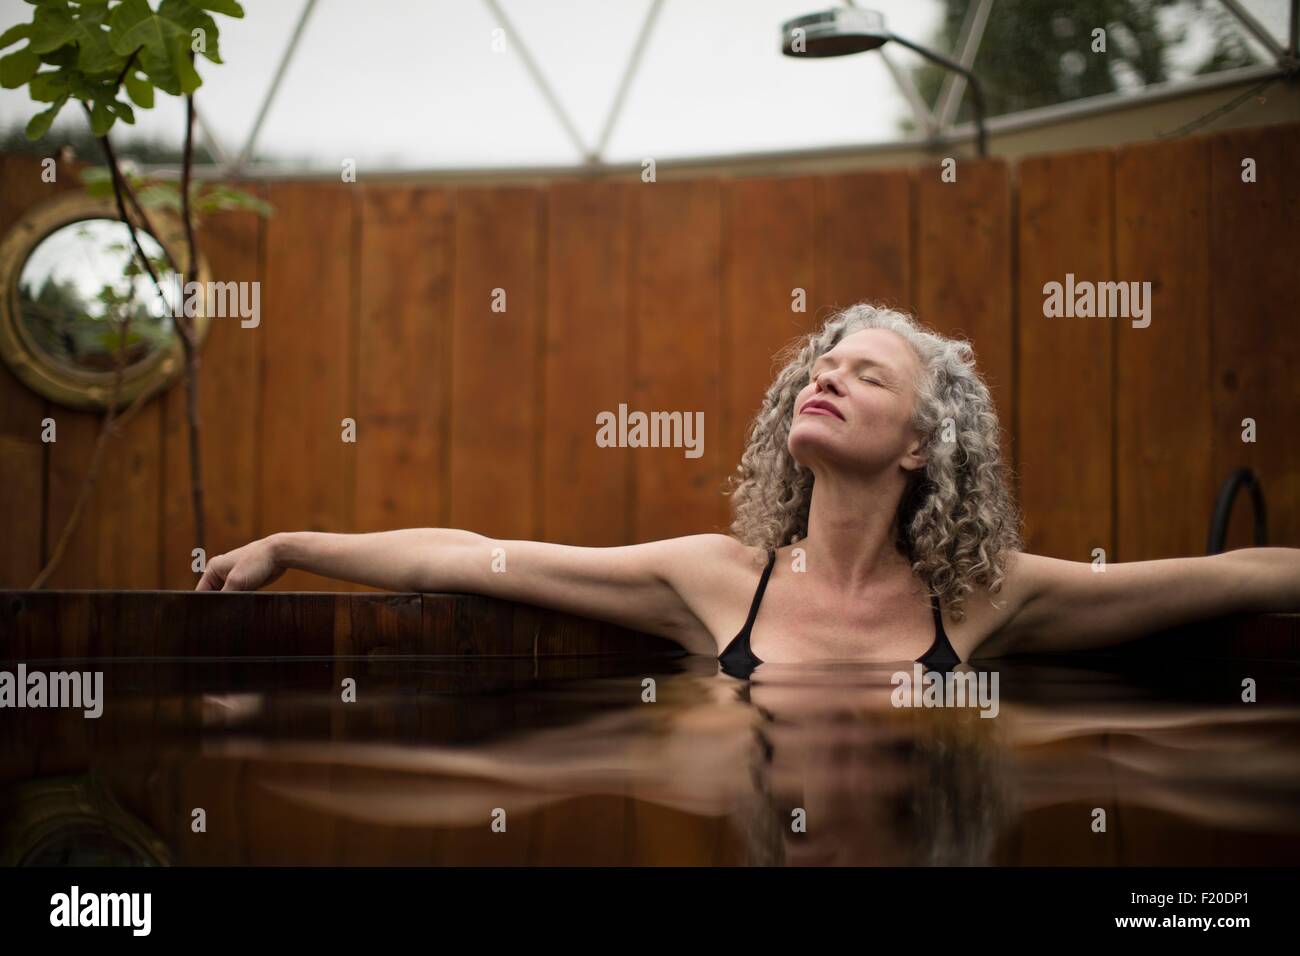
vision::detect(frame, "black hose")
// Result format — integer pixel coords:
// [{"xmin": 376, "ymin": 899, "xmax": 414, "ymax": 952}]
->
[{"xmin": 1206, "ymin": 467, "xmax": 1268, "ymax": 555}]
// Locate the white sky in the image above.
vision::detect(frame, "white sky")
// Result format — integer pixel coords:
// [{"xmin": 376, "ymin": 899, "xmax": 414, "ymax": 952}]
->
[
  {"xmin": 0, "ymin": 0, "xmax": 1289, "ymax": 171},
  {"xmin": 21, "ymin": 218, "xmax": 176, "ymax": 319}
]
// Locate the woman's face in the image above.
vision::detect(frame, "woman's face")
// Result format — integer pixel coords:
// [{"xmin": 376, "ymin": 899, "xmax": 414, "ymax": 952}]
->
[{"xmin": 787, "ymin": 327, "xmax": 927, "ymax": 478}]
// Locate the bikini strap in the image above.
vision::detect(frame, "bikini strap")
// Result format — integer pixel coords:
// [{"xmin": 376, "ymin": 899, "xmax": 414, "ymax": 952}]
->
[
  {"xmin": 739, "ymin": 549, "xmax": 777, "ymax": 637},
  {"xmin": 924, "ymin": 591, "xmax": 962, "ymax": 667},
  {"xmin": 930, "ymin": 592, "xmax": 947, "ymax": 635}
]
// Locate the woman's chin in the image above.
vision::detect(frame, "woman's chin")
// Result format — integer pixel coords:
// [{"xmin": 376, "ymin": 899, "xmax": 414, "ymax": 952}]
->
[{"xmin": 787, "ymin": 429, "xmax": 837, "ymax": 466}]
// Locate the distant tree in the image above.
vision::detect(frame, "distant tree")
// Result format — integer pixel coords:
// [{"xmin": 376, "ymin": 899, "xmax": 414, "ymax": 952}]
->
[
  {"xmin": 0, "ymin": 122, "xmax": 214, "ymax": 165},
  {"xmin": 22, "ymin": 274, "xmax": 87, "ymax": 364},
  {"xmin": 903, "ymin": 0, "xmax": 1262, "ymax": 132}
]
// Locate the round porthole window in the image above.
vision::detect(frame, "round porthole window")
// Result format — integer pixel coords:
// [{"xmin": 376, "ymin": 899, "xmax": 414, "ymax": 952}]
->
[{"xmin": 0, "ymin": 191, "xmax": 210, "ymax": 410}]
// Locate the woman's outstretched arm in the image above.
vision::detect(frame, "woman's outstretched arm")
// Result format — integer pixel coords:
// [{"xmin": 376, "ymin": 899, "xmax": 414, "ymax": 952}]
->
[
  {"xmin": 194, "ymin": 529, "xmax": 737, "ymax": 653},
  {"xmin": 196, "ymin": 529, "xmax": 485, "ymax": 594},
  {"xmin": 980, "ymin": 546, "xmax": 1300, "ymax": 657}
]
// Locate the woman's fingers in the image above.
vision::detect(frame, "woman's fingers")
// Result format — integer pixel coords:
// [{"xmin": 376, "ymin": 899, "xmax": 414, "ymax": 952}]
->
[
  {"xmin": 194, "ymin": 539, "xmax": 282, "ymax": 592},
  {"xmin": 196, "ymin": 553, "xmax": 230, "ymax": 591}
]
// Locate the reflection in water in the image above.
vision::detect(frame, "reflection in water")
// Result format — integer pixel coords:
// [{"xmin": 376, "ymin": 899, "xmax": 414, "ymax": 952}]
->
[
  {"xmin": 1, "ymin": 656, "xmax": 1299, "ymax": 865},
  {"xmin": 18, "ymin": 219, "xmax": 178, "ymax": 375}
]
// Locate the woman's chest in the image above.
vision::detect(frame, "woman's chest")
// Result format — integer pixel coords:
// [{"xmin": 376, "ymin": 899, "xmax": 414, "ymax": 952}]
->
[{"xmin": 742, "ymin": 579, "xmax": 944, "ymax": 664}]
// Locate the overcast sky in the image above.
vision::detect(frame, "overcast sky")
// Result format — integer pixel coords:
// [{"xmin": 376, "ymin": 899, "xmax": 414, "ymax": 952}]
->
[{"xmin": 0, "ymin": 0, "xmax": 1287, "ymax": 171}]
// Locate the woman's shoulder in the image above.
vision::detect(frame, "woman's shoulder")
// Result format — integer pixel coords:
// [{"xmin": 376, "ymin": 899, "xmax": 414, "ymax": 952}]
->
[
  {"xmin": 653, "ymin": 534, "xmax": 774, "ymax": 653},
  {"xmin": 652, "ymin": 533, "xmax": 769, "ymax": 571},
  {"xmin": 953, "ymin": 549, "xmax": 1045, "ymax": 659}
]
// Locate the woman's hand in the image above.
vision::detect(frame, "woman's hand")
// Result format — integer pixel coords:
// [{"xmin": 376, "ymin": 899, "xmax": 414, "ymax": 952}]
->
[{"xmin": 195, "ymin": 535, "xmax": 286, "ymax": 591}]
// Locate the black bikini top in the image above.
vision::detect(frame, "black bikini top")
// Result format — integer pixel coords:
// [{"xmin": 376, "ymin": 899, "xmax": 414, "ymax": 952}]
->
[{"xmin": 717, "ymin": 548, "xmax": 962, "ymax": 679}]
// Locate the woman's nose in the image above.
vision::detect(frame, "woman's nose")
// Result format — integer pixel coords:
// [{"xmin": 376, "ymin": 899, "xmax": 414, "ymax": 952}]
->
[{"xmin": 815, "ymin": 370, "xmax": 841, "ymax": 393}]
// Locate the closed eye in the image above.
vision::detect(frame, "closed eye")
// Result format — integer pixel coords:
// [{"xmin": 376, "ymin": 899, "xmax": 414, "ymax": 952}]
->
[{"xmin": 860, "ymin": 376, "xmax": 881, "ymax": 385}]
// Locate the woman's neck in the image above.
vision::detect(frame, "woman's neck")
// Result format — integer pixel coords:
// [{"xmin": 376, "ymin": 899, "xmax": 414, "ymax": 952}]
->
[{"xmin": 797, "ymin": 467, "xmax": 913, "ymax": 594}]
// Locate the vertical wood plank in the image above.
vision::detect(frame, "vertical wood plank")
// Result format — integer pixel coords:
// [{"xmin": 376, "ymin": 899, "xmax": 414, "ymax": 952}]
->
[
  {"xmin": 94, "ymin": 401, "xmax": 162, "ymax": 587},
  {"xmin": 0, "ymin": 153, "xmax": 83, "ymax": 586},
  {"xmin": 629, "ymin": 179, "xmax": 724, "ymax": 542},
  {"xmin": 45, "ymin": 383, "xmax": 162, "ymax": 588},
  {"xmin": 42, "ymin": 413, "xmax": 100, "ymax": 587},
  {"xmin": 816, "ymin": 170, "xmax": 914, "ymax": 312},
  {"xmin": 1016, "ymin": 150, "xmax": 1115, "ymax": 560},
  {"xmin": 0, "ymin": 434, "xmax": 42, "ymax": 586},
  {"xmin": 915, "ymin": 158, "xmax": 1015, "ymax": 471},
  {"xmin": 354, "ymin": 186, "xmax": 453, "ymax": 534},
  {"xmin": 1209, "ymin": 124, "xmax": 1300, "ymax": 550},
  {"xmin": 723, "ymin": 176, "xmax": 819, "ymax": 486},
  {"xmin": 448, "ymin": 187, "xmax": 542, "ymax": 541},
  {"xmin": 543, "ymin": 180, "xmax": 631, "ymax": 545},
  {"xmin": 34, "ymin": 157, "xmax": 162, "ymax": 587},
  {"xmin": 0, "ymin": 157, "xmax": 47, "ymax": 586},
  {"xmin": 1114, "ymin": 138, "xmax": 1212, "ymax": 561},
  {"xmin": 258, "ymin": 182, "xmax": 356, "ymax": 590},
  {"xmin": 161, "ymin": 194, "xmax": 265, "ymax": 588}
]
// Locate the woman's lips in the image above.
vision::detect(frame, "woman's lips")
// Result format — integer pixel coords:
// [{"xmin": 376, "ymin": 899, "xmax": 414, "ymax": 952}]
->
[{"xmin": 800, "ymin": 400, "xmax": 844, "ymax": 420}]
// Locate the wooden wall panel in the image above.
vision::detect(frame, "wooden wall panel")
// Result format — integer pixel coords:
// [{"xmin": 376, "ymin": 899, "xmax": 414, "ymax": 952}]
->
[
  {"xmin": 41, "ymin": 412, "xmax": 100, "ymax": 587},
  {"xmin": 43, "ymin": 357, "xmax": 163, "ymax": 589},
  {"xmin": 0, "ymin": 434, "xmax": 42, "ymax": 586},
  {"xmin": 448, "ymin": 187, "xmax": 543, "ymax": 541},
  {"xmin": 1114, "ymin": 139, "xmax": 1213, "ymax": 561},
  {"xmin": 2, "ymin": 121, "xmax": 1299, "ymax": 591},
  {"xmin": 161, "ymin": 198, "xmax": 265, "ymax": 588},
  {"xmin": 915, "ymin": 158, "xmax": 1015, "ymax": 472},
  {"xmin": 629, "ymin": 179, "xmax": 724, "ymax": 542},
  {"xmin": 2, "ymin": 154, "xmax": 88, "ymax": 587},
  {"xmin": 94, "ymin": 402, "xmax": 162, "ymax": 587},
  {"xmin": 723, "ymin": 176, "xmax": 818, "ymax": 487},
  {"xmin": 354, "ymin": 186, "xmax": 453, "ymax": 534},
  {"xmin": 543, "ymin": 181, "xmax": 631, "ymax": 546},
  {"xmin": 0, "ymin": 154, "xmax": 63, "ymax": 587},
  {"xmin": 1016, "ymin": 150, "xmax": 1115, "ymax": 561},
  {"xmin": 258, "ymin": 183, "xmax": 356, "ymax": 590},
  {"xmin": 816, "ymin": 170, "xmax": 913, "ymax": 312},
  {"xmin": 1209, "ymin": 125, "xmax": 1300, "ymax": 550},
  {"xmin": 43, "ymin": 404, "xmax": 162, "ymax": 590},
  {"xmin": 0, "ymin": 152, "xmax": 166, "ymax": 589}
]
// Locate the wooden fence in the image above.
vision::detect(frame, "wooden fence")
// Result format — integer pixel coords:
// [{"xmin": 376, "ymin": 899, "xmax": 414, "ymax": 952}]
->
[{"xmin": 0, "ymin": 121, "xmax": 1295, "ymax": 590}]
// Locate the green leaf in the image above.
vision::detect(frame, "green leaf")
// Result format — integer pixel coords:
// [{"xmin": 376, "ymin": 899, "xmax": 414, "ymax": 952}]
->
[
  {"xmin": 37, "ymin": 45, "xmax": 78, "ymax": 68},
  {"xmin": 28, "ymin": 67, "xmax": 70, "ymax": 101},
  {"xmin": 107, "ymin": 98, "xmax": 135, "ymax": 125},
  {"xmin": 108, "ymin": 0, "xmax": 186, "ymax": 57},
  {"xmin": 123, "ymin": 70, "xmax": 153, "ymax": 108},
  {"xmin": 81, "ymin": 166, "xmax": 117, "ymax": 198},
  {"xmin": 0, "ymin": 45, "xmax": 40, "ymax": 88},
  {"xmin": 176, "ymin": 38, "xmax": 201, "ymax": 92},
  {"xmin": 193, "ymin": 0, "xmax": 244, "ymax": 17},
  {"xmin": 80, "ymin": 166, "xmax": 113, "ymax": 185},
  {"xmin": 26, "ymin": 95, "xmax": 68, "ymax": 140},
  {"xmin": 89, "ymin": 98, "xmax": 114, "ymax": 136},
  {"xmin": 71, "ymin": 8, "xmax": 121, "ymax": 74},
  {"xmin": 137, "ymin": 32, "xmax": 200, "ymax": 95},
  {"xmin": 159, "ymin": 0, "xmax": 222, "ymax": 64},
  {"xmin": 68, "ymin": 70, "xmax": 103, "ymax": 100},
  {"xmin": 28, "ymin": 5, "xmax": 78, "ymax": 55},
  {"xmin": 137, "ymin": 183, "xmax": 182, "ymax": 212},
  {"xmin": 194, "ymin": 184, "xmax": 273, "ymax": 218},
  {"xmin": 0, "ymin": 23, "xmax": 32, "ymax": 50}
]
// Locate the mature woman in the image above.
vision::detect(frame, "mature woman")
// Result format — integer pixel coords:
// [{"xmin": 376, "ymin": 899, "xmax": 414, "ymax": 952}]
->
[{"xmin": 196, "ymin": 303, "xmax": 1299, "ymax": 672}]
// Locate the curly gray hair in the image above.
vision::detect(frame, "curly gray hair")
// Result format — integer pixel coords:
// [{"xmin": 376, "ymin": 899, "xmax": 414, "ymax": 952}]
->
[{"xmin": 725, "ymin": 302, "xmax": 1022, "ymax": 620}]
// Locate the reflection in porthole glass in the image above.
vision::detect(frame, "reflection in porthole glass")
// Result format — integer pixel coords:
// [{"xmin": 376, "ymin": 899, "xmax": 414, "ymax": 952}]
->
[
  {"xmin": 21, "ymin": 825, "xmax": 160, "ymax": 866},
  {"xmin": 16, "ymin": 218, "xmax": 180, "ymax": 377}
]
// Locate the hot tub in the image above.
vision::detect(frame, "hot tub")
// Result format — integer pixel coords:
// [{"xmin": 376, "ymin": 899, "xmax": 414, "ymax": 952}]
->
[{"xmin": 2, "ymin": 590, "xmax": 1299, "ymax": 866}]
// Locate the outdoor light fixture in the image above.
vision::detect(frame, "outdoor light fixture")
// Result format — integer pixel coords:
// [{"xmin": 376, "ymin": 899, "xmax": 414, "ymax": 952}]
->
[{"xmin": 781, "ymin": 8, "xmax": 989, "ymax": 157}]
